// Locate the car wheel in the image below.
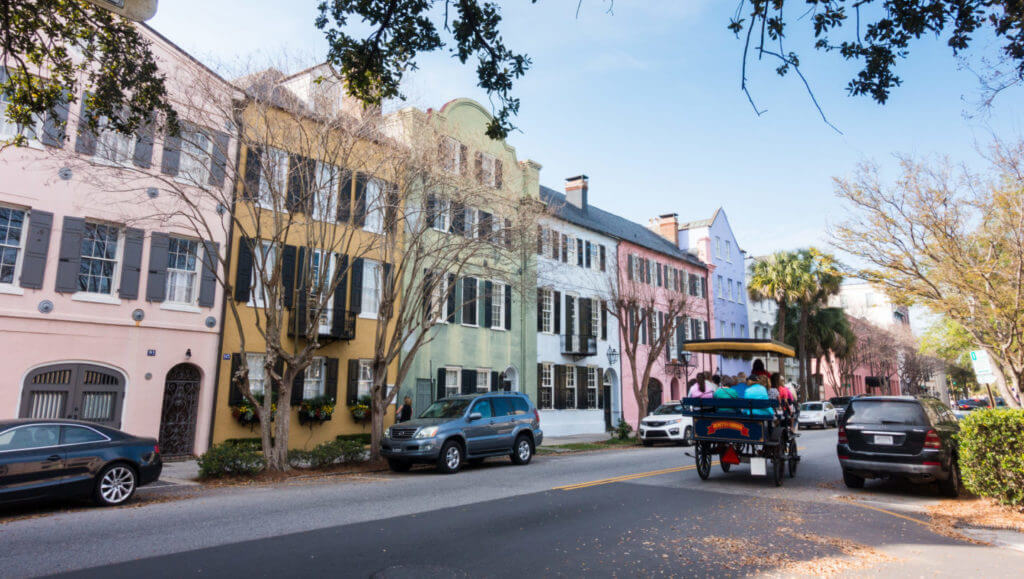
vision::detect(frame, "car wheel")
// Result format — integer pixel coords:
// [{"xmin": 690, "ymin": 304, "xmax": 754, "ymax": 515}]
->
[
  {"xmin": 436, "ymin": 440, "xmax": 463, "ymax": 474},
  {"xmin": 642, "ymin": 439, "xmax": 654, "ymax": 447},
  {"xmin": 387, "ymin": 459, "xmax": 412, "ymax": 472},
  {"xmin": 938, "ymin": 457, "xmax": 962, "ymax": 498},
  {"xmin": 683, "ymin": 426, "xmax": 694, "ymax": 447},
  {"xmin": 843, "ymin": 469, "xmax": 865, "ymax": 489},
  {"xmin": 511, "ymin": 435, "xmax": 533, "ymax": 465},
  {"xmin": 94, "ymin": 463, "xmax": 137, "ymax": 506}
]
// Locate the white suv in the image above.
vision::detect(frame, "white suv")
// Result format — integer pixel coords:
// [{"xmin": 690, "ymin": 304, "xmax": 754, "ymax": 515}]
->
[
  {"xmin": 798, "ymin": 401, "xmax": 838, "ymax": 429},
  {"xmin": 639, "ymin": 401, "xmax": 694, "ymax": 446}
]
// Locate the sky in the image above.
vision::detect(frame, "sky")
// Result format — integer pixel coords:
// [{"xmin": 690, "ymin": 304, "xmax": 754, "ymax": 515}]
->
[{"xmin": 149, "ymin": 1, "xmax": 1024, "ymax": 259}]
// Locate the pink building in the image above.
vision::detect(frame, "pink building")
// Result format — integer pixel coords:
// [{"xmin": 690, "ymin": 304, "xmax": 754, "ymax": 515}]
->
[
  {"xmin": 616, "ymin": 232, "xmax": 713, "ymax": 428},
  {"xmin": 0, "ymin": 26, "xmax": 237, "ymax": 455}
]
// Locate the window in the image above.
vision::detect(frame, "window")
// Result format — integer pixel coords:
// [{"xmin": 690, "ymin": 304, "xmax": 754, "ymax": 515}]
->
[
  {"xmin": 491, "ymin": 282, "xmax": 505, "ymax": 330},
  {"xmin": 0, "ymin": 425, "xmax": 60, "ymax": 451},
  {"xmin": 478, "ymin": 153, "xmax": 497, "ymax": 187},
  {"xmin": 441, "ymin": 137, "xmax": 462, "ymax": 174},
  {"xmin": 310, "ymin": 250, "xmax": 336, "ymax": 332},
  {"xmin": 431, "ymin": 197, "xmax": 451, "ymax": 232},
  {"xmin": 364, "ymin": 179, "xmax": 385, "ymax": 233},
  {"xmin": 258, "ymin": 147, "xmax": 288, "ymax": 208},
  {"xmin": 587, "ymin": 367, "xmax": 598, "ymax": 409},
  {"xmin": 566, "ymin": 235, "xmax": 576, "ymax": 265},
  {"xmin": 463, "ymin": 208, "xmax": 479, "ymax": 238},
  {"xmin": 740, "ymin": 325, "xmax": 746, "ymax": 338},
  {"xmin": 250, "ymin": 242, "xmax": 277, "ymax": 307},
  {"xmin": 430, "ymin": 271, "xmax": 449, "ymax": 322},
  {"xmin": 62, "ymin": 425, "xmax": 107, "ymax": 444},
  {"xmin": 444, "ymin": 367, "xmax": 460, "ymax": 398},
  {"xmin": 731, "ymin": 323, "xmax": 736, "ymax": 338},
  {"xmin": 539, "ymin": 364, "xmax": 553, "ymax": 409},
  {"xmin": 540, "ymin": 288, "xmax": 553, "ymax": 333},
  {"xmin": 246, "ymin": 353, "xmax": 267, "ymax": 396},
  {"xmin": 304, "ymin": 358, "xmax": 326, "ymax": 399},
  {"xmin": 0, "ymin": 206, "xmax": 25, "ymax": 286},
  {"xmin": 725, "ymin": 240, "xmax": 731, "ymax": 262},
  {"xmin": 477, "ymin": 369, "xmax": 490, "ymax": 392},
  {"xmin": 591, "ymin": 299, "xmax": 601, "ymax": 340},
  {"xmin": 737, "ymin": 282, "xmax": 744, "ymax": 303},
  {"xmin": 166, "ymin": 237, "xmax": 200, "ymax": 304},
  {"xmin": 361, "ymin": 259, "xmax": 382, "ymax": 317},
  {"xmin": 95, "ymin": 117, "xmax": 136, "ymax": 165},
  {"xmin": 312, "ymin": 161, "xmax": 338, "ymax": 222},
  {"xmin": 719, "ymin": 320, "xmax": 727, "ymax": 338},
  {"xmin": 727, "ymin": 279, "xmax": 733, "ymax": 301},
  {"xmin": 565, "ymin": 366, "xmax": 577, "ymax": 408},
  {"xmin": 355, "ymin": 359, "xmax": 374, "ymax": 398},
  {"xmin": 714, "ymin": 237, "xmax": 721, "ymax": 258},
  {"xmin": 78, "ymin": 222, "xmax": 121, "ymax": 294},
  {"xmin": 717, "ymin": 275, "xmax": 724, "ymax": 298},
  {"xmin": 631, "ymin": 255, "xmax": 641, "ymax": 282},
  {"xmin": 178, "ymin": 125, "xmax": 213, "ymax": 185},
  {"xmin": 0, "ymin": 74, "xmax": 44, "ymax": 142}
]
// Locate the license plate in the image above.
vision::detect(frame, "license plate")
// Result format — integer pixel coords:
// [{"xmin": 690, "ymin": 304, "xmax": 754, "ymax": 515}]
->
[
  {"xmin": 750, "ymin": 457, "xmax": 767, "ymax": 476},
  {"xmin": 874, "ymin": 435, "xmax": 894, "ymax": 445}
]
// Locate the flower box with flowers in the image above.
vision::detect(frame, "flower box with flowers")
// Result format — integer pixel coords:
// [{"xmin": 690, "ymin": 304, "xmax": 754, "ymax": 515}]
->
[
  {"xmin": 298, "ymin": 396, "xmax": 336, "ymax": 426},
  {"xmin": 349, "ymin": 395, "xmax": 372, "ymax": 422},
  {"xmin": 230, "ymin": 396, "xmax": 276, "ymax": 427}
]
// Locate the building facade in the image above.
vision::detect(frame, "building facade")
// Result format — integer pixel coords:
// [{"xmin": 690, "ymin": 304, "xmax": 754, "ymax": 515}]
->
[
  {"xmin": 0, "ymin": 27, "xmax": 235, "ymax": 456},
  {"xmin": 676, "ymin": 209, "xmax": 750, "ymax": 376}
]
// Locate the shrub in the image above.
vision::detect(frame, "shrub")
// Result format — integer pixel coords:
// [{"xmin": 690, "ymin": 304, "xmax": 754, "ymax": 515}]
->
[
  {"xmin": 336, "ymin": 433, "xmax": 371, "ymax": 445},
  {"xmin": 958, "ymin": 408, "xmax": 1024, "ymax": 507},
  {"xmin": 198, "ymin": 442, "xmax": 266, "ymax": 478},
  {"xmin": 289, "ymin": 439, "xmax": 368, "ymax": 469},
  {"xmin": 615, "ymin": 418, "xmax": 633, "ymax": 441}
]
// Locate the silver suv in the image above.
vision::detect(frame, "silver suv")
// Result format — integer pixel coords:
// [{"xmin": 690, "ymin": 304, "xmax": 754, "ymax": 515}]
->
[{"xmin": 382, "ymin": 392, "xmax": 543, "ymax": 474}]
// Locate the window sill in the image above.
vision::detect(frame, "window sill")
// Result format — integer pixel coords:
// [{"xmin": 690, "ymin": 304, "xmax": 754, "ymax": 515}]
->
[
  {"xmin": 461, "ymin": 323, "xmax": 479, "ymax": 329},
  {"xmin": 490, "ymin": 325, "xmax": 506, "ymax": 332},
  {"xmin": 72, "ymin": 292, "xmax": 122, "ymax": 305},
  {"xmin": 0, "ymin": 284, "xmax": 25, "ymax": 296},
  {"xmin": 358, "ymin": 312, "xmax": 378, "ymax": 320},
  {"xmin": 160, "ymin": 302, "xmax": 202, "ymax": 314}
]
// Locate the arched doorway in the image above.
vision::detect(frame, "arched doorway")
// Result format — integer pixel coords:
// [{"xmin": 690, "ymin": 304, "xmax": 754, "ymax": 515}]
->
[
  {"xmin": 502, "ymin": 366, "xmax": 519, "ymax": 392},
  {"xmin": 602, "ymin": 369, "xmax": 619, "ymax": 430},
  {"xmin": 647, "ymin": 378, "xmax": 663, "ymax": 415},
  {"xmin": 670, "ymin": 378, "xmax": 681, "ymax": 400},
  {"xmin": 20, "ymin": 363, "xmax": 125, "ymax": 428},
  {"xmin": 159, "ymin": 363, "xmax": 202, "ymax": 457}
]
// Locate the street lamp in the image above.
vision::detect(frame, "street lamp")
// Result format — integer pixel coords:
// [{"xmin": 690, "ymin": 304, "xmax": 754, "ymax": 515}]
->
[
  {"xmin": 605, "ymin": 346, "xmax": 620, "ymax": 366},
  {"xmin": 85, "ymin": 0, "xmax": 158, "ymax": 21},
  {"xmin": 666, "ymin": 351, "xmax": 692, "ymax": 379}
]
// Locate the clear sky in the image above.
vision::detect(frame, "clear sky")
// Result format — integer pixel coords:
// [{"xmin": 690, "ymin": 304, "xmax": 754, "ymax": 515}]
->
[{"xmin": 150, "ymin": 1, "xmax": 1023, "ymax": 258}]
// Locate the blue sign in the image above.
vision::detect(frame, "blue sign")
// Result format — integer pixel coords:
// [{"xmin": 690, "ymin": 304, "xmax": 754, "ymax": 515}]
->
[
  {"xmin": 223, "ymin": 353, "xmax": 231, "ymax": 360},
  {"xmin": 146, "ymin": 349, "xmax": 156, "ymax": 357}
]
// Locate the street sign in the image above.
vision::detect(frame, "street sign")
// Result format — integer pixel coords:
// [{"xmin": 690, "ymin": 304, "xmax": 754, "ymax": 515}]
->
[{"xmin": 969, "ymin": 350, "xmax": 997, "ymax": 385}]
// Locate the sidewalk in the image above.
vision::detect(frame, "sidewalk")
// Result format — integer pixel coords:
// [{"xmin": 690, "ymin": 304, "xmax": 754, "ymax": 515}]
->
[
  {"xmin": 540, "ymin": 432, "xmax": 612, "ymax": 447},
  {"xmin": 158, "ymin": 459, "xmax": 201, "ymax": 485}
]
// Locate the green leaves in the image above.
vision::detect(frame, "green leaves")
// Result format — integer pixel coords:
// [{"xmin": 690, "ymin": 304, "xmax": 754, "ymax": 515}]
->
[{"xmin": 958, "ymin": 409, "xmax": 1024, "ymax": 506}]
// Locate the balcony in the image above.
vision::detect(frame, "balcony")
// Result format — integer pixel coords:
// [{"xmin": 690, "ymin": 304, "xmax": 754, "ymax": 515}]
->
[
  {"xmin": 289, "ymin": 308, "xmax": 357, "ymax": 341},
  {"xmin": 561, "ymin": 333, "xmax": 597, "ymax": 357}
]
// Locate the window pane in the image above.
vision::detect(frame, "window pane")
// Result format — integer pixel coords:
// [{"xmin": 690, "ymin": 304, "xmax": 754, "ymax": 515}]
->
[
  {"xmin": 78, "ymin": 223, "xmax": 119, "ymax": 295},
  {"xmin": 0, "ymin": 425, "xmax": 61, "ymax": 451},
  {"xmin": 62, "ymin": 426, "xmax": 106, "ymax": 444}
]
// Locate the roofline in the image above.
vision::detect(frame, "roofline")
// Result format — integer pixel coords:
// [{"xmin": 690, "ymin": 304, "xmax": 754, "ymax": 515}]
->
[{"xmin": 140, "ymin": 22, "xmax": 235, "ymax": 90}]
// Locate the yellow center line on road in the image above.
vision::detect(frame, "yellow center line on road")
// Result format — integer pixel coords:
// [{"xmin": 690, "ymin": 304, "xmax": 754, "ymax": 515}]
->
[
  {"xmin": 554, "ymin": 462, "xmax": 719, "ymax": 491},
  {"xmin": 841, "ymin": 500, "xmax": 931, "ymax": 527}
]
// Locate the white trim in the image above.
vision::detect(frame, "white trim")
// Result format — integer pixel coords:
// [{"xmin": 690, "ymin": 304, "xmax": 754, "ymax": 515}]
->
[
  {"xmin": 0, "ymin": 423, "xmax": 112, "ymax": 454},
  {"xmin": 0, "ymin": 284, "xmax": 24, "ymax": 296},
  {"xmin": 160, "ymin": 302, "xmax": 202, "ymax": 314},
  {"xmin": 15, "ymin": 360, "xmax": 129, "ymax": 428},
  {"xmin": 71, "ymin": 292, "xmax": 123, "ymax": 305}
]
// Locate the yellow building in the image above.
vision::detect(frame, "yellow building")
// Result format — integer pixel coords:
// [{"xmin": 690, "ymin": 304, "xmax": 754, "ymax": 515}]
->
[{"xmin": 209, "ymin": 66, "xmax": 398, "ymax": 448}]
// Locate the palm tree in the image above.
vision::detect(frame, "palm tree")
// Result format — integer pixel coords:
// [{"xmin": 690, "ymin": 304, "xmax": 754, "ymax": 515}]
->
[
  {"xmin": 806, "ymin": 307, "xmax": 856, "ymax": 392},
  {"xmin": 790, "ymin": 248, "xmax": 844, "ymax": 399},
  {"xmin": 748, "ymin": 252, "xmax": 799, "ymax": 344}
]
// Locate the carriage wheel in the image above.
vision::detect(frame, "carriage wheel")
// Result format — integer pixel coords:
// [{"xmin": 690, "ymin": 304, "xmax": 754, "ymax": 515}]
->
[
  {"xmin": 772, "ymin": 447, "xmax": 785, "ymax": 487},
  {"xmin": 787, "ymin": 438, "xmax": 799, "ymax": 478},
  {"xmin": 696, "ymin": 442, "xmax": 712, "ymax": 480}
]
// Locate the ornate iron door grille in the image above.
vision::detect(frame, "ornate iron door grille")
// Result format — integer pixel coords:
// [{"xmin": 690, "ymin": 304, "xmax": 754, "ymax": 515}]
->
[{"xmin": 159, "ymin": 363, "xmax": 201, "ymax": 458}]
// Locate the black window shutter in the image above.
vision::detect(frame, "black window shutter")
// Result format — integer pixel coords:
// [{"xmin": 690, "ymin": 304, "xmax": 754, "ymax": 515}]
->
[
  {"xmin": 503, "ymin": 218, "xmax": 512, "ymax": 249},
  {"xmin": 197, "ymin": 241, "xmax": 219, "ymax": 308},
  {"xmin": 294, "ymin": 247, "xmax": 308, "ymax": 337},
  {"xmin": 657, "ymin": 263, "xmax": 663, "ymax": 287},
  {"xmin": 242, "ymin": 146, "xmax": 262, "ymax": 199},
  {"xmin": 331, "ymin": 254, "xmax": 350, "ymax": 337},
  {"xmin": 553, "ymin": 291, "xmax": 561, "ymax": 334},
  {"xmin": 504, "ymin": 283, "xmax": 512, "ymax": 330},
  {"xmin": 54, "ymin": 216, "xmax": 85, "ymax": 293},
  {"xmin": 425, "ymin": 194, "xmax": 437, "ymax": 229},
  {"xmin": 580, "ymin": 298, "xmax": 592, "ymax": 337},
  {"xmin": 160, "ymin": 130, "xmax": 181, "ymax": 176},
  {"xmin": 461, "ymin": 369, "xmax": 476, "ymax": 395},
  {"xmin": 536, "ymin": 363, "xmax": 544, "ymax": 399},
  {"xmin": 551, "ymin": 231, "xmax": 559, "ymax": 260},
  {"xmin": 422, "ymin": 269, "xmax": 435, "ymax": 318},
  {"xmin": 576, "ymin": 239, "xmax": 584, "ymax": 266},
  {"xmin": 462, "ymin": 277, "xmax": 477, "ymax": 325},
  {"xmin": 560, "ymin": 234, "xmax": 568, "ymax": 263},
  {"xmin": 19, "ymin": 210, "xmax": 52, "ymax": 289},
  {"xmin": 554, "ymin": 366, "xmax": 566, "ymax": 410},
  {"xmin": 353, "ymin": 174, "xmax": 368, "ymax": 226},
  {"xmin": 599, "ymin": 245, "xmax": 606, "ymax": 272},
  {"xmin": 437, "ymin": 367, "xmax": 446, "ymax": 400},
  {"xmin": 451, "ymin": 202, "xmax": 465, "ymax": 235},
  {"xmin": 228, "ymin": 353, "xmax": 243, "ymax": 405},
  {"xmin": 208, "ymin": 131, "xmax": 230, "ymax": 187},
  {"xmin": 459, "ymin": 144, "xmax": 468, "ymax": 175},
  {"xmin": 337, "ymin": 169, "xmax": 353, "ymax": 222},
  {"xmin": 491, "ymin": 371, "xmax": 500, "ymax": 391},
  {"xmin": 347, "ymin": 359, "xmax": 360, "ymax": 404},
  {"xmin": 118, "ymin": 227, "xmax": 144, "ymax": 300},
  {"xmin": 536, "ymin": 289, "xmax": 544, "ymax": 331},
  {"xmin": 233, "ymin": 239, "xmax": 253, "ymax": 303},
  {"xmin": 577, "ymin": 367, "xmax": 588, "ymax": 409},
  {"xmin": 132, "ymin": 119, "xmax": 155, "ymax": 169},
  {"xmin": 483, "ymin": 280, "xmax": 493, "ymax": 328},
  {"xmin": 536, "ymin": 226, "xmax": 543, "ymax": 255},
  {"xmin": 325, "ymin": 358, "xmax": 339, "ymax": 400},
  {"xmin": 627, "ymin": 255, "xmax": 634, "ymax": 281},
  {"xmin": 286, "ymin": 154, "xmax": 304, "ymax": 212},
  {"xmin": 40, "ymin": 95, "xmax": 69, "ymax": 148},
  {"xmin": 565, "ymin": 295, "xmax": 576, "ymax": 336},
  {"xmin": 703, "ymin": 321, "xmax": 709, "ymax": 339},
  {"xmin": 281, "ymin": 245, "xmax": 297, "ymax": 308},
  {"xmin": 446, "ymin": 273, "xmax": 458, "ymax": 323},
  {"xmin": 600, "ymin": 302, "xmax": 607, "ymax": 340},
  {"xmin": 597, "ymin": 370, "xmax": 605, "ymax": 410},
  {"xmin": 349, "ymin": 258, "xmax": 364, "ymax": 313},
  {"xmin": 291, "ymin": 367, "xmax": 305, "ymax": 404},
  {"xmin": 495, "ymin": 159, "xmax": 503, "ymax": 189},
  {"xmin": 585, "ymin": 242, "xmax": 592, "ymax": 268},
  {"xmin": 478, "ymin": 211, "xmax": 492, "ymax": 241},
  {"xmin": 474, "ymin": 152, "xmax": 483, "ymax": 184}
]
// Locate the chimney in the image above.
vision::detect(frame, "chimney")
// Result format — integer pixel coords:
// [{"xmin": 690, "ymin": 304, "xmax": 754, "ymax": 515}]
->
[
  {"xmin": 565, "ymin": 175, "xmax": 588, "ymax": 212},
  {"xmin": 653, "ymin": 213, "xmax": 678, "ymax": 242}
]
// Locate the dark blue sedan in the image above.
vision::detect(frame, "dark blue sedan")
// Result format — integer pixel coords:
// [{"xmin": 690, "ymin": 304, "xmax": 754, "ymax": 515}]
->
[{"xmin": 0, "ymin": 419, "xmax": 162, "ymax": 507}]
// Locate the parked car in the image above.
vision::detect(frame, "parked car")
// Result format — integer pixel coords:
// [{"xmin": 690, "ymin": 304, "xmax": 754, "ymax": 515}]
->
[
  {"xmin": 837, "ymin": 396, "xmax": 961, "ymax": 497},
  {"xmin": 0, "ymin": 419, "xmax": 162, "ymax": 507},
  {"xmin": 381, "ymin": 392, "xmax": 543, "ymax": 474},
  {"xmin": 798, "ymin": 401, "xmax": 838, "ymax": 428},
  {"xmin": 828, "ymin": 396, "xmax": 853, "ymax": 421},
  {"xmin": 956, "ymin": 399, "xmax": 987, "ymax": 411},
  {"xmin": 639, "ymin": 402, "xmax": 693, "ymax": 446}
]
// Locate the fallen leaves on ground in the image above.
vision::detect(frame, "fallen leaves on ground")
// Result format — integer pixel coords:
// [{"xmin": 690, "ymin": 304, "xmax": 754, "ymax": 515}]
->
[
  {"xmin": 927, "ymin": 497, "xmax": 1024, "ymax": 534},
  {"xmin": 700, "ymin": 532, "xmax": 896, "ymax": 577}
]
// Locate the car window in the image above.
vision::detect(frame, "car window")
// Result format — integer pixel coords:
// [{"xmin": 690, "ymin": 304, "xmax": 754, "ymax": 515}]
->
[
  {"xmin": 0, "ymin": 425, "xmax": 61, "ymax": 451},
  {"xmin": 511, "ymin": 398, "xmax": 530, "ymax": 415},
  {"xmin": 490, "ymin": 397, "xmax": 513, "ymax": 417},
  {"xmin": 61, "ymin": 426, "xmax": 107, "ymax": 445},
  {"xmin": 654, "ymin": 404, "xmax": 684, "ymax": 415},
  {"xmin": 847, "ymin": 401, "xmax": 928, "ymax": 426},
  {"xmin": 419, "ymin": 399, "xmax": 472, "ymax": 419},
  {"xmin": 801, "ymin": 403, "xmax": 822, "ymax": 411},
  {"xmin": 472, "ymin": 400, "xmax": 493, "ymax": 419}
]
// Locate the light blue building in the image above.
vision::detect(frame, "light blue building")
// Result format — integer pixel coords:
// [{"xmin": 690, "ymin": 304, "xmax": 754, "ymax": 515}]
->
[{"xmin": 676, "ymin": 209, "xmax": 751, "ymax": 377}]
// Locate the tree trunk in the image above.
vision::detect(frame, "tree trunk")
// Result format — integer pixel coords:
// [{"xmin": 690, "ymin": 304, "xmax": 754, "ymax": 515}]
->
[
  {"xmin": 797, "ymin": 305, "xmax": 809, "ymax": 400},
  {"xmin": 775, "ymin": 300, "xmax": 787, "ymax": 343},
  {"xmin": 370, "ymin": 404, "xmax": 385, "ymax": 462},
  {"xmin": 266, "ymin": 396, "xmax": 291, "ymax": 471}
]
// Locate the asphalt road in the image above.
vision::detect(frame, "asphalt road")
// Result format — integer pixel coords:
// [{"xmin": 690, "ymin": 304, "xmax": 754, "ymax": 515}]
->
[{"xmin": 2, "ymin": 428, "xmax": 1022, "ymax": 578}]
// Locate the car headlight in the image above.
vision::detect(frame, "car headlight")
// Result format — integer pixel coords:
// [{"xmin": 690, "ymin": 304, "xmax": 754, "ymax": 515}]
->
[
  {"xmin": 414, "ymin": 426, "xmax": 439, "ymax": 439},
  {"xmin": 665, "ymin": 419, "xmax": 682, "ymax": 425}
]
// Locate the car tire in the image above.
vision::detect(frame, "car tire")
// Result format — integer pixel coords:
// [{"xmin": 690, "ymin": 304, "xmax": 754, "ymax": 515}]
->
[
  {"xmin": 938, "ymin": 457, "xmax": 962, "ymax": 498},
  {"xmin": 93, "ymin": 462, "xmax": 137, "ymax": 507},
  {"xmin": 683, "ymin": 426, "xmax": 694, "ymax": 447},
  {"xmin": 642, "ymin": 439, "xmax": 654, "ymax": 447},
  {"xmin": 387, "ymin": 459, "xmax": 412, "ymax": 472},
  {"xmin": 843, "ymin": 469, "xmax": 865, "ymax": 489},
  {"xmin": 436, "ymin": 440, "xmax": 463, "ymax": 474},
  {"xmin": 511, "ymin": 435, "xmax": 533, "ymax": 465}
]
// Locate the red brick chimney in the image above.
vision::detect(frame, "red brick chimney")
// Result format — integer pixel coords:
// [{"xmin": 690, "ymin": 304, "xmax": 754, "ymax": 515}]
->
[
  {"xmin": 565, "ymin": 175, "xmax": 588, "ymax": 212},
  {"xmin": 652, "ymin": 213, "xmax": 678, "ymax": 242}
]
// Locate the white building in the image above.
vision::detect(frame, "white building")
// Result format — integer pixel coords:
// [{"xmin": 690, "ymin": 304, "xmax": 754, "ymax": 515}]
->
[{"xmin": 830, "ymin": 280, "xmax": 910, "ymax": 329}]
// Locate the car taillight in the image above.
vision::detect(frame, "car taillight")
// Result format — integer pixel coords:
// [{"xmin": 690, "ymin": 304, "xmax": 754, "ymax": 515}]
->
[
  {"xmin": 154, "ymin": 444, "xmax": 160, "ymax": 454},
  {"xmin": 924, "ymin": 430, "xmax": 941, "ymax": 449},
  {"xmin": 838, "ymin": 425, "xmax": 848, "ymax": 444},
  {"xmin": 534, "ymin": 409, "xmax": 541, "ymax": 423}
]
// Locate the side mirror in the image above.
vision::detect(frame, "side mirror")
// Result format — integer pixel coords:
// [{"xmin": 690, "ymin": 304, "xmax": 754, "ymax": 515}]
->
[{"xmin": 468, "ymin": 412, "xmax": 483, "ymax": 421}]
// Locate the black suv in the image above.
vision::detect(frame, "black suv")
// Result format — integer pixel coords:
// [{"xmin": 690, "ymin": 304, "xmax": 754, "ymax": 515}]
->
[{"xmin": 837, "ymin": 396, "xmax": 961, "ymax": 496}]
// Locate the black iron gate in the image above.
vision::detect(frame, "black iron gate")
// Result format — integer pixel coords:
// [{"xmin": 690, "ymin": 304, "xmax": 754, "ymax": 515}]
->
[{"xmin": 159, "ymin": 363, "xmax": 201, "ymax": 457}]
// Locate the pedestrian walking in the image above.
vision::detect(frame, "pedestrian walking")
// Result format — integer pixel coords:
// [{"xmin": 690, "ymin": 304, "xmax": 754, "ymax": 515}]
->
[{"xmin": 396, "ymin": 396, "xmax": 413, "ymax": 423}]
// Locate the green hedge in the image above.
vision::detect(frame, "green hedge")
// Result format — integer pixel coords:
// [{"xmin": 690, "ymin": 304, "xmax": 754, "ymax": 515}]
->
[
  {"xmin": 958, "ymin": 408, "xmax": 1024, "ymax": 506},
  {"xmin": 289, "ymin": 439, "xmax": 368, "ymax": 469},
  {"xmin": 198, "ymin": 442, "xmax": 266, "ymax": 478},
  {"xmin": 336, "ymin": 433, "xmax": 371, "ymax": 445}
]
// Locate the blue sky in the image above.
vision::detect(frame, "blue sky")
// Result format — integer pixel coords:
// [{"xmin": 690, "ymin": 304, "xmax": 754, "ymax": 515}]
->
[{"xmin": 150, "ymin": 1, "xmax": 1023, "ymax": 258}]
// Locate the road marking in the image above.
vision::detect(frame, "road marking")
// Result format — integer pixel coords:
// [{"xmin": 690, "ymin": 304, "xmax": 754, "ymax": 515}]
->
[
  {"xmin": 554, "ymin": 462, "xmax": 717, "ymax": 491},
  {"xmin": 841, "ymin": 500, "xmax": 931, "ymax": 527}
]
